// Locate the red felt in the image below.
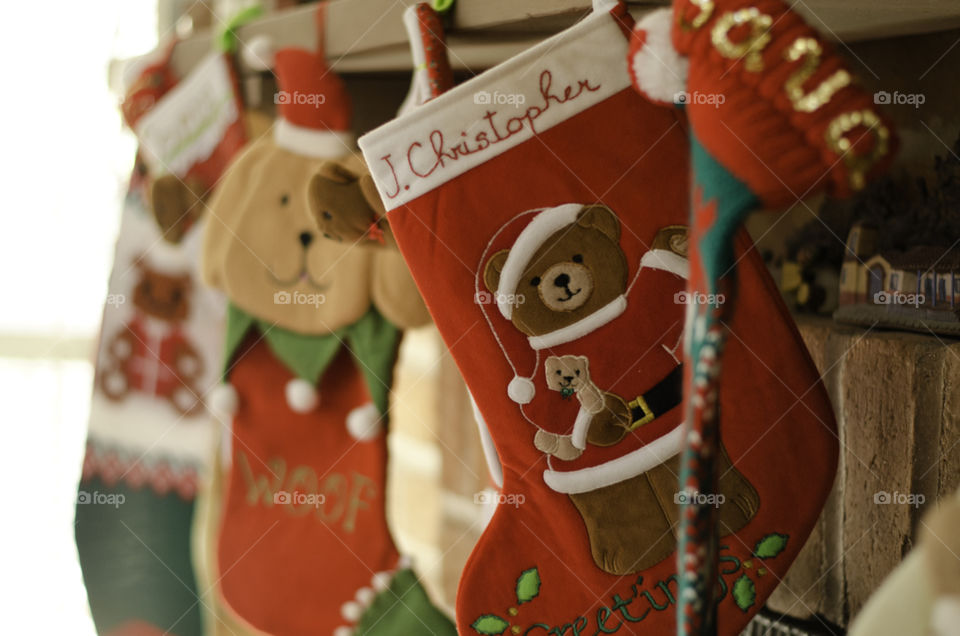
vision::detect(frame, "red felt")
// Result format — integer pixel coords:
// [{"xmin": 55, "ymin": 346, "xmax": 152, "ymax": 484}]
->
[
  {"xmin": 216, "ymin": 335, "xmax": 398, "ymax": 635},
  {"xmin": 385, "ymin": 48, "xmax": 836, "ymax": 636}
]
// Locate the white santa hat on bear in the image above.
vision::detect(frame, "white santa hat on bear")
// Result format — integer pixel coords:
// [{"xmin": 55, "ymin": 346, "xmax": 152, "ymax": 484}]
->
[
  {"xmin": 484, "ymin": 203, "xmax": 630, "ymax": 405},
  {"xmin": 483, "ymin": 202, "xmax": 689, "ymax": 405}
]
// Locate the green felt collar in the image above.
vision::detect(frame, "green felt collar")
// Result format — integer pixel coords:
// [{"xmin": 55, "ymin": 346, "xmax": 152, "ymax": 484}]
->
[{"xmin": 222, "ymin": 304, "xmax": 400, "ymax": 414}]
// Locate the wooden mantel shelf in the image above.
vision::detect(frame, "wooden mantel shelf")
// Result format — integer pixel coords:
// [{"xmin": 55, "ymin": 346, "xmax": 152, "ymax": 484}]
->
[{"xmin": 164, "ymin": 0, "xmax": 960, "ymax": 77}]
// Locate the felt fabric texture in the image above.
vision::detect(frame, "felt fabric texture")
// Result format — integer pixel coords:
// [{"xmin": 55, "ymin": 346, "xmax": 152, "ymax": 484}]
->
[
  {"xmin": 308, "ymin": 152, "xmax": 397, "ymax": 247},
  {"xmin": 359, "ymin": 3, "xmax": 837, "ymax": 634},
  {"xmin": 357, "ymin": 568, "xmax": 457, "ymax": 635},
  {"xmin": 215, "ymin": 331, "xmax": 401, "ymax": 635}
]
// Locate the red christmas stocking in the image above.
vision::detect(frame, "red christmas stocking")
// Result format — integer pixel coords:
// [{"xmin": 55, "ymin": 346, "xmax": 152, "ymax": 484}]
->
[
  {"xmin": 202, "ymin": 27, "xmax": 451, "ymax": 634},
  {"xmin": 360, "ymin": 1, "xmax": 840, "ymax": 634}
]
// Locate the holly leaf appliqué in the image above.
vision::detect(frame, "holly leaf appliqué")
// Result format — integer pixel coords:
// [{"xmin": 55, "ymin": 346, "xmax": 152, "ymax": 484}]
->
[
  {"xmin": 753, "ymin": 533, "xmax": 789, "ymax": 559},
  {"xmin": 471, "ymin": 614, "xmax": 509, "ymax": 635},
  {"xmin": 515, "ymin": 567, "xmax": 541, "ymax": 604},
  {"xmin": 732, "ymin": 574, "xmax": 756, "ymax": 612}
]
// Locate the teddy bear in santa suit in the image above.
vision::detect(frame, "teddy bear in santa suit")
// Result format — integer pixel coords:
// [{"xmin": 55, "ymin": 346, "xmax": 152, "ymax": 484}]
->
[{"xmin": 481, "ymin": 202, "xmax": 759, "ymax": 575}]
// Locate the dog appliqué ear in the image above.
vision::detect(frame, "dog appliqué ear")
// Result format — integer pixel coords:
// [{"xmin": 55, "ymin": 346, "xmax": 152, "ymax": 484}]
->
[
  {"xmin": 576, "ymin": 204, "xmax": 621, "ymax": 243},
  {"xmin": 483, "ymin": 249, "xmax": 510, "ymax": 294}
]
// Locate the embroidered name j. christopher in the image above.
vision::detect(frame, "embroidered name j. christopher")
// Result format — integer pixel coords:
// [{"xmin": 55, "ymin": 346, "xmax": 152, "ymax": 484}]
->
[{"xmin": 378, "ymin": 69, "xmax": 600, "ymax": 198}]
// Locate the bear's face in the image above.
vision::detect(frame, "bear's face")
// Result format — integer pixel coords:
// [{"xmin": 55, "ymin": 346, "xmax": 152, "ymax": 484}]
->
[
  {"xmin": 133, "ymin": 263, "xmax": 191, "ymax": 322},
  {"xmin": 203, "ymin": 137, "xmax": 373, "ymax": 334},
  {"xmin": 484, "ymin": 205, "xmax": 628, "ymax": 337},
  {"xmin": 544, "ymin": 355, "xmax": 591, "ymax": 393}
]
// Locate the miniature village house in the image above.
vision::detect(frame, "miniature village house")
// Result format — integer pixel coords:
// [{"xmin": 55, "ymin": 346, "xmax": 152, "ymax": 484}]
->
[{"xmin": 836, "ymin": 223, "xmax": 960, "ymax": 334}]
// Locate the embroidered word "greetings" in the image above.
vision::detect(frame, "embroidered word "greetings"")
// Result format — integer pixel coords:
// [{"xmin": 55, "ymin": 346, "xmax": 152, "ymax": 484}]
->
[{"xmin": 377, "ymin": 70, "xmax": 600, "ymax": 199}]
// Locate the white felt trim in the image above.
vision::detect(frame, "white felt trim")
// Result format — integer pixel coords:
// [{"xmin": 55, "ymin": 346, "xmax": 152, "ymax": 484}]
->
[
  {"xmin": 528, "ymin": 295, "xmax": 627, "ymax": 350},
  {"xmin": 496, "ymin": 203, "xmax": 582, "ymax": 319},
  {"xmin": 470, "ymin": 393, "xmax": 504, "ymax": 488},
  {"xmin": 274, "ymin": 119, "xmax": 354, "ymax": 158},
  {"xmin": 630, "ymin": 9, "xmax": 689, "ymax": 105},
  {"xmin": 640, "ymin": 248, "xmax": 689, "ymax": 279},
  {"xmin": 931, "ymin": 597, "xmax": 960, "ymax": 636},
  {"xmin": 143, "ymin": 240, "xmax": 191, "ymax": 275},
  {"xmin": 543, "ymin": 423, "xmax": 684, "ymax": 494},
  {"xmin": 359, "ymin": 11, "xmax": 632, "ymax": 211},
  {"xmin": 571, "ymin": 406, "xmax": 593, "ymax": 450},
  {"xmin": 403, "ymin": 6, "xmax": 431, "ymax": 105}
]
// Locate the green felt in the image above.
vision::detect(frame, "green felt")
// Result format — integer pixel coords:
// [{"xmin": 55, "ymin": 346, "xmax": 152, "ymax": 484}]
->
[
  {"xmin": 223, "ymin": 304, "xmax": 399, "ymax": 415},
  {"xmin": 216, "ymin": 5, "xmax": 264, "ymax": 53},
  {"xmin": 356, "ymin": 568, "xmax": 457, "ymax": 636}
]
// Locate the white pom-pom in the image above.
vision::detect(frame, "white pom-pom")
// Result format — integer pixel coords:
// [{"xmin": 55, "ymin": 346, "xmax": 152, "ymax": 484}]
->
[
  {"xmin": 285, "ymin": 378, "xmax": 319, "ymax": 412},
  {"xmin": 333, "ymin": 627, "xmax": 353, "ymax": 636},
  {"xmin": 208, "ymin": 383, "xmax": 238, "ymax": 419},
  {"xmin": 371, "ymin": 571, "xmax": 392, "ymax": 592},
  {"xmin": 242, "ymin": 35, "xmax": 275, "ymax": 71},
  {"xmin": 630, "ymin": 8, "xmax": 689, "ymax": 106},
  {"xmin": 340, "ymin": 601, "xmax": 363, "ymax": 622},
  {"xmin": 507, "ymin": 375, "xmax": 536, "ymax": 404},
  {"xmin": 346, "ymin": 403, "xmax": 382, "ymax": 440},
  {"xmin": 355, "ymin": 586, "xmax": 375, "ymax": 606}
]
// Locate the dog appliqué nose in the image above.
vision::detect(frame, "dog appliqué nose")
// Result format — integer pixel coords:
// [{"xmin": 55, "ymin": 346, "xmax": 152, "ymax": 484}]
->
[
  {"xmin": 554, "ymin": 273, "xmax": 571, "ymax": 288},
  {"xmin": 298, "ymin": 232, "xmax": 314, "ymax": 248}
]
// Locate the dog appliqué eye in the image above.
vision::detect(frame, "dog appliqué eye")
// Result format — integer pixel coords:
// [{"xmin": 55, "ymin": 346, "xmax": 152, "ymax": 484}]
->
[
  {"xmin": 575, "ymin": 370, "xmax": 580, "ymax": 376},
  {"xmin": 280, "ymin": 194, "xmax": 290, "ymax": 206},
  {"xmin": 530, "ymin": 276, "xmax": 541, "ymax": 286},
  {"xmin": 572, "ymin": 254, "xmax": 583, "ymax": 263}
]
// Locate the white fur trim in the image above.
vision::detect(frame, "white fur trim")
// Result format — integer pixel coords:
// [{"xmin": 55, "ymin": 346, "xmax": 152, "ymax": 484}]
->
[
  {"xmin": 543, "ymin": 424, "xmax": 684, "ymax": 494},
  {"xmin": 507, "ymin": 375, "xmax": 536, "ymax": 405},
  {"xmin": 333, "ymin": 627, "xmax": 353, "ymax": 636},
  {"xmin": 496, "ymin": 203, "xmax": 582, "ymax": 319},
  {"xmin": 630, "ymin": 9, "xmax": 689, "ymax": 105},
  {"xmin": 528, "ymin": 295, "xmax": 627, "ymax": 350},
  {"xmin": 208, "ymin": 383, "xmax": 239, "ymax": 419},
  {"xmin": 274, "ymin": 119, "xmax": 354, "ymax": 158},
  {"xmin": 592, "ymin": 0, "xmax": 619, "ymax": 12},
  {"xmin": 346, "ymin": 403, "xmax": 382, "ymax": 440},
  {"xmin": 932, "ymin": 597, "xmax": 960, "ymax": 636},
  {"xmin": 285, "ymin": 378, "xmax": 319, "ymax": 412},
  {"xmin": 359, "ymin": 11, "xmax": 632, "ymax": 210},
  {"xmin": 640, "ymin": 248, "xmax": 689, "ymax": 279},
  {"xmin": 143, "ymin": 241, "xmax": 191, "ymax": 276},
  {"xmin": 242, "ymin": 35, "xmax": 275, "ymax": 71},
  {"xmin": 571, "ymin": 406, "xmax": 593, "ymax": 450},
  {"xmin": 470, "ymin": 393, "xmax": 504, "ymax": 487}
]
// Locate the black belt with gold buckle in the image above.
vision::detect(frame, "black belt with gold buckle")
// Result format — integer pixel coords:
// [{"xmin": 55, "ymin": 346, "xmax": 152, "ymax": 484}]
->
[{"xmin": 626, "ymin": 364, "xmax": 683, "ymax": 430}]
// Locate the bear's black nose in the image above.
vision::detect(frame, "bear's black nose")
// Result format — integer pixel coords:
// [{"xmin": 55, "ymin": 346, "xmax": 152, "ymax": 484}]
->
[
  {"xmin": 298, "ymin": 232, "xmax": 314, "ymax": 248},
  {"xmin": 563, "ymin": 375, "xmax": 574, "ymax": 382},
  {"xmin": 553, "ymin": 273, "xmax": 570, "ymax": 288}
]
